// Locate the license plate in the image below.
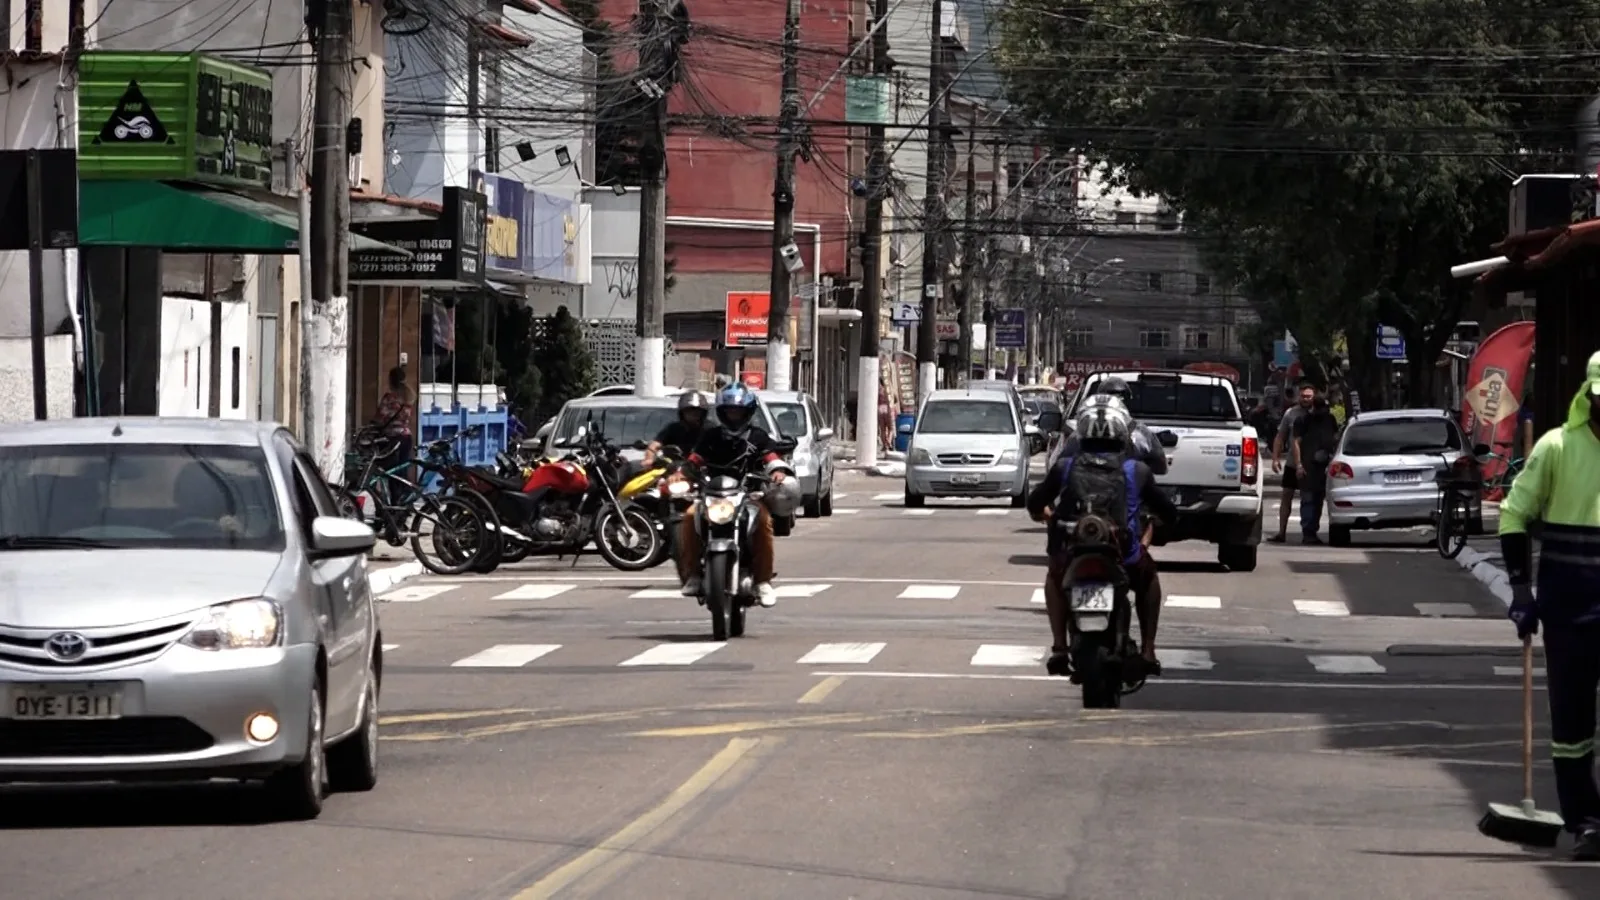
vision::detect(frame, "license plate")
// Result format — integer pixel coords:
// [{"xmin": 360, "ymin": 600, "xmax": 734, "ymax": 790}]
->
[
  {"xmin": 1069, "ymin": 584, "xmax": 1115, "ymax": 612},
  {"xmin": 950, "ymin": 473, "xmax": 982, "ymax": 486},
  {"xmin": 9, "ymin": 686, "xmax": 123, "ymax": 720},
  {"xmin": 1385, "ymin": 471, "xmax": 1425, "ymax": 484}
]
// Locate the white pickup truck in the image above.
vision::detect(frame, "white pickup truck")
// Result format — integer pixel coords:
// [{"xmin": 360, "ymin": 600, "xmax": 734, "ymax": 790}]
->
[{"xmin": 1061, "ymin": 369, "xmax": 1264, "ymax": 572}]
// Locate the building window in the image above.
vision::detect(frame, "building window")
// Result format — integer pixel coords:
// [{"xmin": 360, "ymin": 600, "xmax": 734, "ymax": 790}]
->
[
  {"xmin": 231, "ymin": 347, "xmax": 242, "ymax": 409},
  {"xmin": 1194, "ymin": 273, "xmax": 1211, "ymax": 295},
  {"xmin": 1145, "ymin": 271, "xmax": 1163, "ymax": 292},
  {"xmin": 1139, "ymin": 328, "xmax": 1171, "ymax": 349},
  {"xmin": 1183, "ymin": 327, "xmax": 1212, "ymax": 351},
  {"xmin": 1064, "ymin": 326, "xmax": 1094, "ymax": 349}
]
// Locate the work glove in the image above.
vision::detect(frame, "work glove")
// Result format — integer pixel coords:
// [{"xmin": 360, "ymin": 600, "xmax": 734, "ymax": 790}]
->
[{"xmin": 1507, "ymin": 583, "xmax": 1538, "ymax": 639}]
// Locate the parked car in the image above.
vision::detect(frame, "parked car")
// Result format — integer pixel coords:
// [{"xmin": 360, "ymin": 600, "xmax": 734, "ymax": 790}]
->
[
  {"xmin": 0, "ymin": 418, "xmax": 383, "ymax": 819},
  {"xmin": 904, "ymin": 387, "xmax": 1033, "ymax": 508},
  {"xmin": 1021, "ymin": 396, "xmax": 1065, "ymax": 456},
  {"xmin": 1325, "ymin": 408, "xmax": 1482, "ymax": 547},
  {"xmin": 756, "ymin": 390, "xmax": 836, "ymax": 517}
]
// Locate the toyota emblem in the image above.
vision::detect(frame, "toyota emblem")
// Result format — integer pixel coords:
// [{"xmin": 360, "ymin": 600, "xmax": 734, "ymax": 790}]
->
[{"xmin": 44, "ymin": 632, "xmax": 90, "ymax": 662}]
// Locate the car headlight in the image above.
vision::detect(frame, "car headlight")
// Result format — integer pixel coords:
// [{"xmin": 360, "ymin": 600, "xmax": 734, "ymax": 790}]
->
[
  {"xmin": 181, "ymin": 599, "xmax": 282, "ymax": 651},
  {"xmin": 705, "ymin": 497, "xmax": 739, "ymax": 525},
  {"xmin": 909, "ymin": 447, "xmax": 932, "ymax": 465},
  {"xmin": 999, "ymin": 449, "xmax": 1018, "ymax": 464}
]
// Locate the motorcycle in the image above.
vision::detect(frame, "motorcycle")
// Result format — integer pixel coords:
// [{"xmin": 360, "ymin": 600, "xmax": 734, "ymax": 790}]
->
[
  {"xmin": 1054, "ymin": 513, "xmax": 1146, "ymax": 709},
  {"xmin": 690, "ymin": 437, "xmax": 797, "ymax": 641},
  {"xmin": 618, "ymin": 443, "xmax": 693, "ymax": 569}
]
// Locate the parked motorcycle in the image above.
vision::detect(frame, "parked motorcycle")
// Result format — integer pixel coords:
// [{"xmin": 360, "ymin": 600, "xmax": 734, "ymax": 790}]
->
[
  {"xmin": 689, "ymin": 437, "xmax": 797, "ymax": 641},
  {"xmin": 1055, "ymin": 513, "xmax": 1145, "ymax": 709},
  {"xmin": 618, "ymin": 443, "xmax": 693, "ymax": 569}
]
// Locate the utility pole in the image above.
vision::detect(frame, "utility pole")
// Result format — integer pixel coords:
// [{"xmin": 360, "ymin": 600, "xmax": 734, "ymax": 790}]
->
[
  {"xmin": 309, "ymin": 0, "xmax": 353, "ymax": 479},
  {"xmin": 956, "ymin": 120, "xmax": 977, "ymax": 388},
  {"xmin": 915, "ymin": 0, "xmax": 945, "ymax": 402},
  {"xmin": 982, "ymin": 136, "xmax": 1001, "ymax": 377},
  {"xmin": 855, "ymin": 0, "xmax": 890, "ymax": 464},
  {"xmin": 634, "ymin": 0, "xmax": 680, "ymax": 398},
  {"xmin": 766, "ymin": 0, "xmax": 802, "ymax": 392}
]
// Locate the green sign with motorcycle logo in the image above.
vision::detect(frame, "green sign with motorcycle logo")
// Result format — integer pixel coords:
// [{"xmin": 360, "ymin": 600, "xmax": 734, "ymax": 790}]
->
[{"xmin": 77, "ymin": 51, "xmax": 274, "ymax": 191}]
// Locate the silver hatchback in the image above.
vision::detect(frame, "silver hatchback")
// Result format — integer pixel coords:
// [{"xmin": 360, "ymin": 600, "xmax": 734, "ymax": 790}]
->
[
  {"xmin": 0, "ymin": 418, "xmax": 383, "ymax": 820},
  {"xmin": 905, "ymin": 388, "xmax": 1032, "ymax": 507},
  {"xmin": 1325, "ymin": 409, "xmax": 1482, "ymax": 546}
]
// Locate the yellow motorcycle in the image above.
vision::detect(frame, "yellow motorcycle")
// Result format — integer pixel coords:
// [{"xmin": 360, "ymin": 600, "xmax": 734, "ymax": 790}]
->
[{"xmin": 619, "ymin": 443, "xmax": 694, "ymax": 568}]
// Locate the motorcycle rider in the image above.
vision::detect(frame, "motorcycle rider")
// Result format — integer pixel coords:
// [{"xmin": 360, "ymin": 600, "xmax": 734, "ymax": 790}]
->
[
  {"xmin": 644, "ymin": 391, "xmax": 709, "ymax": 467},
  {"xmin": 1056, "ymin": 376, "xmax": 1168, "ymax": 475},
  {"xmin": 1028, "ymin": 401, "xmax": 1179, "ymax": 678},
  {"xmin": 674, "ymin": 383, "xmax": 792, "ymax": 608}
]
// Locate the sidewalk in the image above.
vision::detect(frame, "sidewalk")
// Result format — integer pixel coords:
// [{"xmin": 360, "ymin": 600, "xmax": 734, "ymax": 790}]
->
[
  {"xmin": 1452, "ymin": 509, "xmax": 1528, "ymax": 609},
  {"xmin": 367, "ymin": 547, "xmax": 423, "ymax": 594},
  {"xmin": 830, "ymin": 439, "xmax": 906, "ymax": 477}
]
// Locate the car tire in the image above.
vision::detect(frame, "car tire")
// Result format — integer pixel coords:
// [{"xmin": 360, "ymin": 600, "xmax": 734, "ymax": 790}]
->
[
  {"xmin": 328, "ymin": 665, "xmax": 380, "ymax": 793},
  {"xmin": 774, "ymin": 514, "xmax": 795, "ymax": 537},
  {"xmin": 904, "ymin": 488, "xmax": 925, "ymax": 508},
  {"xmin": 265, "ymin": 676, "xmax": 327, "ymax": 820},
  {"xmin": 820, "ymin": 490, "xmax": 834, "ymax": 516},
  {"xmin": 1329, "ymin": 525, "xmax": 1353, "ymax": 548},
  {"xmin": 1010, "ymin": 490, "xmax": 1026, "ymax": 509},
  {"xmin": 803, "ymin": 492, "xmax": 822, "ymax": 518},
  {"xmin": 1218, "ymin": 543, "xmax": 1258, "ymax": 573}
]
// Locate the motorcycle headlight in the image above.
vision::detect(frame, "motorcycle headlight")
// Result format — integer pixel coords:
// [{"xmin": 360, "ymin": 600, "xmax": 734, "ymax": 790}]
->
[
  {"xmin": 667, "ymin": 480, "xmax": 691, "ymax": 496},
  {"xmin": 180, "ymin": 598, "xmax": 282, "ymax": 651},
  {"xmin": 705, "ymin": 497, "xmax": 739, "ymax": 524}
]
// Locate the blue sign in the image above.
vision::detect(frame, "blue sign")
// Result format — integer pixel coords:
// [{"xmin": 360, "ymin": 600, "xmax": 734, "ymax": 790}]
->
[
  {"xmin": 1272, "ymin": 339, "xmax": 1297, "ymax": 368},
  {"xmin": 478, "ymin": 172, "xmax": 526, "ymax": 273},
  {"xmin": 1226, "ymin": 444, "xmax": 1241, "ymax": 457},
  {"xmin": 994, "ymin": 307, "xmax": 1027, "ymax": 349},
  {"xmin": 528, "ymin": 189, "xmax": 581, "ymax": 283},
  {"xmin": 1375, "ymin": 324, "xmax": 1406, "ymax": 361}
]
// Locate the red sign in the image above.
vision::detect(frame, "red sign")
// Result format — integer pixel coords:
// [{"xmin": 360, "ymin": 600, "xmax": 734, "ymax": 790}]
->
[
  {"xmin": 740, "ymin": 370, "xmax": 766, "ymax": 389},
  {"xmin": 725, "ymin": 291, "xmax": 770, "ymax": 347},
  {"xmin": 1058, "ymin": 358, "xmax": 1153, "ymax": 395},
  {"xmin": 1461, "ymin": 321, "xmax": 1534, "ymax": 497},
  {"xmin": 1183, "ymin": 361, "xmax": 1240, "ymax": 383}
]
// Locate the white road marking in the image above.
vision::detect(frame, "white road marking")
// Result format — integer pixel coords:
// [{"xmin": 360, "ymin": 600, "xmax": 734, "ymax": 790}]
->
[
  {"xmin": 798, "ymin": 642, "xmax": 886, "ymax": 664},
  {"xmin": 773, "ymin": 583, "xmax": 831, "ymax": 598},
  {"xmin": 833, "ymin": 492, "xmax": 850, "ymax": 499},
  {"xmin": 380, "ymin": 584, "xmax": 460, "ymax": 603},
  {"xmin": 814, "ymin": 671, "xmax": 1536, "ymax": 691},
  {"xmin": 630, "ymin": 588, "xmax": 685, "ymax": 599},
  {"xmin": 833, "ymin": 508, "xmax": 861, "ymax": 514},
  {"xmin": 898, "ymin": 584, "xmax": 961, "ymax": 600},
  {"xmin": 970, "ymin": 644, "xmax": 1046, "ymax": 667},
  {"xmin": 382, "ymin": 643, "xmax": 400, "ymax": 652},
  {"xmin": 1414, "ymin": 602, "xmax": 1477, "ymax": 618},
  {"xmin": 902, "ymin": 509, "xmax": 935, "ymax": 516},
  {"xmin": 1493, "ymin": 666, "xmax": 1547, "ymax": 677},
  {"xmin": 451, "ymin": 644, "xmax": 562, "ymax": 667},
  {"xmin": 1308, "ymin": 654, "xmax": 1386, "ymax": 674},
  {"xmin": 1157, "ymin": 648, "xmax": 1215, "ymax": 670},
  {"xmin": 492, "ymin": 584, "xmax": 576, "ymax": 601},
  {"xmin": 872, "ymin": 492, "xmax": 901, "ymax": 501},
  {"xmin": 617, "ymin": 642, "xmax": 725, "ymax": 666},
  {"xmin": 1030, "ymin": 588, "xmax": 1045, "ymax": 604},
  {"xmin": 975, "ymin": 509, "xmax": 1010, "ymax": 516},
  {"xmin": 1294, "ymin": 599, "xmax": 1350, "ymax": 617},
  {"xmin": 1165, "ymin": 594, "xmax": 1222, "ymax": 610}
]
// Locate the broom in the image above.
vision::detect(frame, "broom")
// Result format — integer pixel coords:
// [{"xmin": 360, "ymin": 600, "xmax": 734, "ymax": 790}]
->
[{"xmin": 1478, "ymin": 635, "xmax": 1564, "ymax": 847}]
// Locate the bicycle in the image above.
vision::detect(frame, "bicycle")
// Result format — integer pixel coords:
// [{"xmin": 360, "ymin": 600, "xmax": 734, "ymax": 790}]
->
[
  {"xmin": 333, "ymin": 428, "xmax": 488, "ymax": 576},
  {"xmin": 1480, "ymin": 440, "xmax": 1525, "ymax": 498},
  {"xmin": 1434, "ymin": 468, "xmax": 1477, "ymax": 559}
]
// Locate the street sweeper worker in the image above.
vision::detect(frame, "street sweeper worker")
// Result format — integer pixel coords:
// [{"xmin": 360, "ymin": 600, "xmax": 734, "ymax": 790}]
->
[{"xmin": 1498, "ymin": 349, "xmax": 1600, "ymax": 861}]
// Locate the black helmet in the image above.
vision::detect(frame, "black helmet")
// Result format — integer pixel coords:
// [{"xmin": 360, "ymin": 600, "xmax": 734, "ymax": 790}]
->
[
  {"xmin": 1094, "ymin": 376, "xmax": 1132, "ymax": 400},
  {"xmin": 677, "ymin": 390, "xmax": 708, "ymax": 422}
]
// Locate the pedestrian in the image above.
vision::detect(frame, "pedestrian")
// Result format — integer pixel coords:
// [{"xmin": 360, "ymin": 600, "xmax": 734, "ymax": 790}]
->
[
  {"xmin": 1268, "ymin": 383, "xmax": 1316, "ymax": 543},
  {"xmin": 878, "ymin": 392, "xmax": 893, "ymax": 456},
  {"xmin": 1499, "ymin": 350, "xmax": 1600, "ymax": 860},
  {"xmin": 370, "ymin": 365, "xmax": 415, "ymax": 494},
  {"xmin": 1290, "ymin": 389, "xmax": 1339, "ymax": 545}
]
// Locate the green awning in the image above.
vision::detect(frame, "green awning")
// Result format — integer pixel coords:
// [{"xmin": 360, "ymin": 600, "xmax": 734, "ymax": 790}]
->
[{"xmin": 78, "ymin": 180, "xmax": 410, "ymax": 256}]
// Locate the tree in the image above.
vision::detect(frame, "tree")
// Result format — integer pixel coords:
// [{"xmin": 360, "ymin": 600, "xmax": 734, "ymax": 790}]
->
[
  {"xmin": 530, "ymin": 305, "xmax": 597, "ymax": 421},
  {"xmin": 997, "ymin": 0, "xmax": 1600, "ymax": 402}
]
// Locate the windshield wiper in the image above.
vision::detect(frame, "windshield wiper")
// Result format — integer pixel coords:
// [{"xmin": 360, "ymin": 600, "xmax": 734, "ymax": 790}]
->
[{"xmin": 0, "ymin": 535, "xmax": 119, "ymax": 550}]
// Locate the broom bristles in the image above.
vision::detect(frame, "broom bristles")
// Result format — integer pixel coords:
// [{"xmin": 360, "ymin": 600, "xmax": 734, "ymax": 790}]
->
[{"xmin": 1479, "ymin": 804, "xmax": 1564, "ymax": 848}]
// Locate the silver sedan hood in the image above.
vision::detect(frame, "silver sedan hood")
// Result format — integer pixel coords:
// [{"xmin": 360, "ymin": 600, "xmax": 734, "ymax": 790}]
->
[{"xmin": 0, "ymin": 550, "xmax": 284, "ymax": 629}]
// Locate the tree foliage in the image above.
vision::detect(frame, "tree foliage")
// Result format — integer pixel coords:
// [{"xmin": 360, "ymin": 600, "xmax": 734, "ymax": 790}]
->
[
  {"xmin": 530, "ymin": 306, "xmax": 597, "ymax": 421},
  {"xmin": 997, "ymin": 0, "xmax": 1600, "ymax": 400}
]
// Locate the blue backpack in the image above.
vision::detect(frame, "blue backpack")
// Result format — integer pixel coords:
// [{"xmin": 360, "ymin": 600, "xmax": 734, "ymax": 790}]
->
[{"xmin": 1053, "ymin": 452, "xmax": 1143, "ymax": 566}]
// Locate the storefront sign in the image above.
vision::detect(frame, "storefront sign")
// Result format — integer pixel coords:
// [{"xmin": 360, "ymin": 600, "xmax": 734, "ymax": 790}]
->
[
  {"xmin": 1057, "ymin": 357, "xmax": 1152, "ymax": 394},
  {"xmin": 350, "ymin": 187, "xmax": 487, "ymax": 286},
  {"xmin": 527, "ymin": 189, "xmax": 582, "ymax": 283},
  {"xmin": 476, "ymin": 171, "xmax": 526, "ymax": 274},
  {"xmin": 726, "ymin": 291, "xmax": 770, "ymax": 347},
  {"xmin": 77, "ymin": 52, "xmax": 274, "ymax": 191}
]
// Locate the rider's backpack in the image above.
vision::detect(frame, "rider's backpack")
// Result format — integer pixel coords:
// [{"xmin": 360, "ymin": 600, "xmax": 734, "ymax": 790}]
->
[{"xmin": 1055, "ymin": 451, "xmax": 1142, "ymax": 563}]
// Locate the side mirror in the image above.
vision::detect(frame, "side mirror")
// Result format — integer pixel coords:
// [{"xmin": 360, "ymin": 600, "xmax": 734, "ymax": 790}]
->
[
  {"xmin": 311, "ymin": 515, "xmax": 376, "ymax": 558},
  {"xmin": 774, "ymin": 436, "xmax": 799, "ymax": 454},
  {"xmin": 816, "ymin": 427, "xmax": 835, "ymax": 440},
  {"xmin": 1472, "ymin": 443, "xmax": 1491, "ymax": 457},
  {"xmin": 1156, "ymin": 430, "xmax": 1179, "ymax": 448}
]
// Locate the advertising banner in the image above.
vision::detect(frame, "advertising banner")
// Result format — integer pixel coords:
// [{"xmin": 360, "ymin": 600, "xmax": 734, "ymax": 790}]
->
[
  {"xmin": 1057, "ymin": 357, "xmax": 1153, "ymax": 395},
  {"xmin": 1460, "ymin": 321, "xmax": 1535, "ymax": 495},
  {"xmin": 725, "ymin": 291, "xmax": 770, "ymax": 347}
]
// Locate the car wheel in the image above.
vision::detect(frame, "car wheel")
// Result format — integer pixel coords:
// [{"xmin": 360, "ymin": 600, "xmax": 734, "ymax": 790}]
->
[
  {"xmin": 774, "ymin": 514, "xmax": 795, "ymax": 537},
  {"xmin": 820, "ymin": 490, "xmax": 834, "ymax": 516},
  {"xmin": 328, "ymin": 665, "xmax": 380, "ymax": 793},
  {"xmin": 1010, "ymin": 490, "xmax": 1026, "ymax": 509},
  {"xmin": 1329, "ymin": 525, "xmax": 1353, "ymax": 548},
  {"xmin": 1218, "ymin": 543, "xmax": 1258, "ymax": 572},
  {"xmin": 803, "ymin": 492, "xmax": 822, "ymax": 518},
  {"xmin": 265, "ymin": 676, "xmax": 327, "ymax": 820},
  {"xmin": 904, "ymin": 488, "xmax": 925, "ymax": 508}
]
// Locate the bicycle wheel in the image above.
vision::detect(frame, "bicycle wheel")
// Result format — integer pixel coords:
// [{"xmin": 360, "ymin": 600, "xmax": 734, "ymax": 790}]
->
[
  {"xmin": 1435, "ymin": 492, "xmax": 1468, "ymax": 559},
  {"xmin": 451, "ymin": 487, "xmax": 504, "ymax": 573},
  {"xmin": 409, "ymin": 495, "xmax": 486, "ymax": 576}
]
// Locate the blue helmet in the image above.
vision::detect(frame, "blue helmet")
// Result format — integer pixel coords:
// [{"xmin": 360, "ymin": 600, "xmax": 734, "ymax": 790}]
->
[{"xmin": 715, "ymin": 383, "xmax": 759, "ymax": 433}]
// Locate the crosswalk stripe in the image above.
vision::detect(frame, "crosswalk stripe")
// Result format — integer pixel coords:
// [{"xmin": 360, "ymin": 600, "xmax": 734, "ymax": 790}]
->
[
  {"xmin": 381, "ymin": 584, "xmax": 461, "ymax": 602},
  {"xmin": 872, "ymin": 492, "xmax": 901, "ymax": 501},
  {"xmin": 382, "ymin": 643, "xmax": 400, "ymax": 652},
  {"xmin": 631, "ymin": 588, "xmax": 684, "ymax": 599},
  {"xmin": 798, "ymin": 642, "xmax": 886, "ymax": 664},
  {"xmin": 618, "ymin": 642, "xmax": 725, "ymax": 666},
  {"xmin": 1030, "ymin": 588, "xmax": 1045, "ymax": 604},
  {"xmin": 451, "ymin": 644, "xmax": 562, "ymax": 667},
  {"xmin": 902, "ymin": 509, "xmax": 934, "ymax": 516},
  {"xmin": 898, "ymin": 584, "xmax": 961, "ymax": 599},
  {"xmin": 1493, "ymin": 666, "xmax": 1547, "ymax": 677},
  {"xmin": 833, "ymin": 508, "xmax": 861, "ymax": 514},
  {"xmin": 975, "ymin": 509, "xmax": 1010, "ymax": 516},
  {"xmin": 774, "ymin": 583, "xmax": 831, "ymax": 598},
  {"xmin": 1165, "ymin": 595, "xmax": 1222, "ymax": 610},
  {"xmin": 1413, "ymin": 602, "xmax": 1477, "ymax": 617},
  {"xmin": 1157, "ymin": 648, "xmax": 1215, "ymax": 670},
  {"xmin": 970, "ymin": 644, "xmax": 1045, "ymax": 666},
  {"xmin": 493, "ymin": 584, "xmax": 575, "ymax": 601},
  {"xmin": 1308, "ymin": 654, "xmax": 1385, "ymax": 674},
  {"xmin": 1294, "ymin": 599, "xmax": 1350, "ymax": 617},
  {"xmin": 834, "ymin": 492, "xmax": 850, "ymax": 499}
]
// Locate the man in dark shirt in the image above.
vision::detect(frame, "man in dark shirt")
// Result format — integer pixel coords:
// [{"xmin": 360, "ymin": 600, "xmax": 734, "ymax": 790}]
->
[
  {"xmin": 1027, "ymin": 403, "xmax": 1181, "ymax": 677},
  {"xmin": 1269, "ymin": 383, "xmax": 1316, "ymax": 543},
  {"xmin": 645, "ymin": 391, "xmax": 710, "ymax": 466},
  {"xmin": 1291, "ymin": 393, "xmax": 1341, "ymax": 544}
]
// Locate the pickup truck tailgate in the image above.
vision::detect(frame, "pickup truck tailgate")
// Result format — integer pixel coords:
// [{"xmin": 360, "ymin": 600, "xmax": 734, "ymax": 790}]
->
[{"xmin": 1160, "ymin": 426, "xmax": 1245, "ymax": 489}]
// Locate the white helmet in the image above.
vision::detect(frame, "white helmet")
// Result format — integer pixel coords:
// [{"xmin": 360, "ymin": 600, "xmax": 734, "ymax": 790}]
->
[
  {"xmin": 1080, "ymin": 393, "xmax": 1130, "ymax": 419},
  {"xmin": 1075, "ymin": 399, "xmax": 1132, "ymax": 449}
]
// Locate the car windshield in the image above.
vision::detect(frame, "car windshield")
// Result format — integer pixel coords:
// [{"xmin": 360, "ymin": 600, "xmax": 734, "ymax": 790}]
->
[
  {"xmin": 1342, "ymin": 419, "xmax": 1461, "ymax": 457},
  {"xmin": 768, "ymin": 402, "xmax": 807, "ymax": 438},
  {"xmin": 918, "ymin": 400, "xmax": 1016, "ymax": 435},
  {"xmin": 0, "ymin": 443, "xmax": 284, "ymax": 550},
  {"xmin": 1119, "ymin": 378, "xmax": 1238, "ymax": 420},
  {"xmin": 553, "ymin": 405, "xmax": 702, "ymax": 448}
]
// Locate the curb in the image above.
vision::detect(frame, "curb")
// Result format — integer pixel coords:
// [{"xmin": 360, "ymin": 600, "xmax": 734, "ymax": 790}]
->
[
  {"xmin": 368, "ymin": 560, "xmax": 424, "ymax": 595},
  {"xmin": 1453, "ymin": 545, "xmax": 1513, "ymax": 608}
]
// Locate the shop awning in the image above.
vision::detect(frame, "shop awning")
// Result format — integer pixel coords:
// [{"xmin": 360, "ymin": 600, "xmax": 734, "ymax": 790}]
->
[{"xmin": 78, "ymin": 180, "xmax": 411, "ymax": 256}]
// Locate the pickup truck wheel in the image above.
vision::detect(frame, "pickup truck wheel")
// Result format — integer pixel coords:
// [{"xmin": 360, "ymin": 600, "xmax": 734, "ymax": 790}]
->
[{"xmin": 1218, "ymin": 543, "xmax": 1258, "ymax": 572}]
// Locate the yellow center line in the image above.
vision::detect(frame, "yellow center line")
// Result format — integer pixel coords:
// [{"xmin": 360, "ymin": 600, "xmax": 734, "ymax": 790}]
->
[
  {"xmin": 629, "ymin": 712, "xmax": 893, "ymax": 738},
  {"xmin": 379, "ymin": 709, "xmax": 539, "ymax": 726},
  {"xmin": 796, "ymin": 675, "xmax": 845, "ymax": 705},
  {"xmin": 1070, "ymin": 719, "xmax": 1453, "ymax": 747}
]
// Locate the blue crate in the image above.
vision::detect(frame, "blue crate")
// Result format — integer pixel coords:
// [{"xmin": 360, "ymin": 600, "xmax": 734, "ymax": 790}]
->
[{"xmin": 416, "ymin": 403, "xmax": 512, "ymax": 491}]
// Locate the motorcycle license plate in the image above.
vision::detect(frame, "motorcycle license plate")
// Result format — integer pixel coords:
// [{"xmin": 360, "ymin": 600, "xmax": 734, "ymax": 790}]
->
[{"xmin": 1069, "ymin": 584, "xmax": 1114, "ymax": 612}]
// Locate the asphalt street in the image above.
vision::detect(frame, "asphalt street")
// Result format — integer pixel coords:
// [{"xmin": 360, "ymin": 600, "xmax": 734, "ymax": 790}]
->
[{"xmin": 5, "ymin": 469, "xmax": 1598, "ymax": 899}]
